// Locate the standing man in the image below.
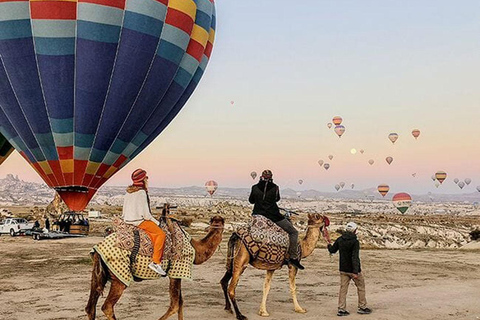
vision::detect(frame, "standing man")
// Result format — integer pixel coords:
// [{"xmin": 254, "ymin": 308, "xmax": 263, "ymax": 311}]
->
[
  {"xmin": 45, "ymin": 216, "xmax": 50, "ymax": 231},
  {"xmin": 328, "ymin": 222, "xmax": 372, "ymax": 316},
  {"xmin": 249, "ymin": 169, "xmax": 304, "ymax": 270}
]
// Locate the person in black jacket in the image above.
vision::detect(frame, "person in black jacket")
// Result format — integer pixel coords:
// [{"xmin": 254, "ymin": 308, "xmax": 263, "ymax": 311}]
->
[
  {"xmin": 328, "ymin": 222, "xmax": 372, "ymax": 316},
  {"xmin": 249, "ymin": 170, "xmax": 304, "ymax": 270}
]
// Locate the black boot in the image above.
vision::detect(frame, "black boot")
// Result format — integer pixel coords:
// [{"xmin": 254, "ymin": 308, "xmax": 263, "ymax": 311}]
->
[{"xmin": 288, "ymin": 259, "xmax": 305, "ymax": 270}]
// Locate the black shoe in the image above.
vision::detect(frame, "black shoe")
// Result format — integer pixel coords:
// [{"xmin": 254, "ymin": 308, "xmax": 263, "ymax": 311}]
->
[
  {"xmin": 357, "ymin": 307, "xmax": 372, "ymax": 314},
  {"xmin": 288, "ymin": 259, "xmax": 305, "ymax": 270},
  {"xmin": 337, "ymin": 310, "xmax": 350, "ymax": 316}
]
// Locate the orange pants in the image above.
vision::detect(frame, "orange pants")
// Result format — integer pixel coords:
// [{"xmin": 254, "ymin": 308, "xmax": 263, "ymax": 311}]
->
[{"xmin": 138, "ymin": 220, "xmax": 166, "ymax": 264}]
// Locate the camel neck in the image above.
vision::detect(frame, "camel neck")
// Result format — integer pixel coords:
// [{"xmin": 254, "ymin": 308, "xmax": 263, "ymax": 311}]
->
[{"xmin": 301, "ymin": 224, "xmax": 321, "ymax": 258}]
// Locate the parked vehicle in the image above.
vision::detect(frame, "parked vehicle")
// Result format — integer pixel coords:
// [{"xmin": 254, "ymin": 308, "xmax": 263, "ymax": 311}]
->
[{"xmin": 0, "ymin": 218, "xmax": 35, "ymax": 236}]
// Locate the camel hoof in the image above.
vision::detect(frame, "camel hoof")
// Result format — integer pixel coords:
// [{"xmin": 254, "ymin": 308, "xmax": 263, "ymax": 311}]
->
[
  {"xmin": 258, "ymin": 310, "xmax": 270, "ymax": 317},
  {"xmin": 237, "ymin": 315, "xmax": 248, "ymax": 320},
  {"xmin": 295, "ymin": 308, "xmax": 307, "ymax": 314},
  {"xmin": 224, "ymin": 307, "xmax": 233, "ymax": 314}
]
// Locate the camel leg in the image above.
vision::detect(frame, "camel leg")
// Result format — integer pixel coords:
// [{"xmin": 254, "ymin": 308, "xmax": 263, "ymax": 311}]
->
[
  {"xmin": 178, "ymin": 282, "xmax": 184, "ymax": 320},
  {"xmin": 288, "ymin": 265, "xmax": 306, "ymax": 313},
  {"xmin": 258, "ymin": 270, "xmax": 274, "ymax": 317},
  {"xmin": 101, "ymin": 277, "xmax": 126, "ymax": 320},
  {"xmin": 158, "ymin": 278, "xmax": 181, "ymax": 320},
  {"xmin": 228, "ymin": 245, "xmax": 250, "ymax": 320},
  {"xmin": 85, "ymin": 252, "xmax": 107, "ymax": 320},
  {"xmin": 221, "ymin": 270, "xmax": 233, "ymax": 313}
]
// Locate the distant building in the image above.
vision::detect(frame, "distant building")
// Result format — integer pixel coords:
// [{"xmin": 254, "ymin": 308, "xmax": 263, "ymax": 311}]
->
[{"xmin": 88, "ymin": 209, "xmax": 102, "ymax": 218}]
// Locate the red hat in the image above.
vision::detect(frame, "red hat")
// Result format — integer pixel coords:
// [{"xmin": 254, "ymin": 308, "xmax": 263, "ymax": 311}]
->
[
  {"xmin": 261, "ymin": 170, "xmax": 273, "ymax": 179},
  {"xmin": 131, "ymin": 169, "xmax": 148, "ymax": 187}
]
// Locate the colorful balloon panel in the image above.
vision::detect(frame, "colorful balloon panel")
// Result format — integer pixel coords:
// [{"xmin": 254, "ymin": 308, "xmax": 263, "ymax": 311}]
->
[
  {"xmin": 0, "ymin": 133, "xmax": 14, "ymax": 165},
  {"xmin": 0, "ymin": 0, "xmax": 216, "ymax": 211}
]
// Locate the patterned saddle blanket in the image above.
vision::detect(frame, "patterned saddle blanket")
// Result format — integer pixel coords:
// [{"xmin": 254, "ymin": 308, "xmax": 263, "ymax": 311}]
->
[{"xmin": 235, "ymin": 215, "xmax": 301, "ymax": 266}]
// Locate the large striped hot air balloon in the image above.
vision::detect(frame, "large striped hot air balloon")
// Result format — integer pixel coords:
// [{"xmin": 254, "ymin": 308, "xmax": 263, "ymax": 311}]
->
[
  {"xmin": 205, "ymin": 180, "xmax": 218, "ymax": 196},
  {"xmin": 392, "ymin": 192, "xmax": 412, "ymax": 214},
  {"xmin": 377, "ymin": 184, "xmax": 390, "ymax": 197},
  {"xmin": 0, "ymin": 0, "xmax": 216, "ymax": 211},
  {"xmin": 332, "ymin": 116, "xmax": 342, "ymax": 126},
  {"xmin": 0, "ymin": 133, "xmax": 14, "ymax": 165},
  {"xmin": 435, "ymin": 171, "xmax": 447, "ymax": 184}
]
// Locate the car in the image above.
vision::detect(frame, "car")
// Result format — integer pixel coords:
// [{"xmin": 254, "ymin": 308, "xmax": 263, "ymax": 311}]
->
[{"xmin": 0, "ymin": 218, "xmax": 35, "ymax": 237}]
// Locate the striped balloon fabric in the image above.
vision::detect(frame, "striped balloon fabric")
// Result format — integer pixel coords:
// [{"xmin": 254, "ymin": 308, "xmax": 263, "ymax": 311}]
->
[
  {"xmin": 0, "ymin": 133, "xmax": 14, "ymax": 165},
  {"xmin": 392, "ymin": 192, "xmax": 412, "ymax": 214},
  {"xmin": 0, "ymin": 0, "xmax": 216, "ymax": 211}
]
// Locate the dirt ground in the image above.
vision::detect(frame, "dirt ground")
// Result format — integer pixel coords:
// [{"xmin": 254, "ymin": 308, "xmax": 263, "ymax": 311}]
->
[{"xmin": 0, "ymin": 234, "xmax": 479, "ymax": 320}]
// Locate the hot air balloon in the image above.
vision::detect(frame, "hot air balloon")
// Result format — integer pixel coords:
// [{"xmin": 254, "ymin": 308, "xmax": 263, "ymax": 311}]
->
[
  {"xmin": 0, "ymin": 133, "xmax": 14, "ymax": 166},
  {"xmin": 368, "ymin": 159, "xmax": 374, "ymax": 165},
  {"xmin": 0, "ymin": 0, "xmax": 217, "ymax": 211},
  {"xmin": 435, "ymin": 171, "xmax": 447, "ymax": 184},
  {"xmin": 339, "ymin": 181, "xmax": 345, "ymax": 188},
  {"xmin": 477, "ymin": 186, "xmax": 480, "ymax": 192},
  {"xmin": 296, "ymin": 191, "xmax": 302, "ymax": 198},
  {"xmin": 335, "ymin": 184, "xmax": 340, "ymax": 191},
  {"xmin": 328, "ymin": 155, "xmax": 334, "ymax": 160},
  {"xmin": 324, "ymin": 163, "xmax": 330, "ymax": 170},
  {"xmin": 412, "ymin": 129, "xmax": 420, "ymax": 139},
  {"xmin": 298, "ymin": 179, "xmax": 304, "ymax": 185},
  {"xmin": 359, "ymin": 149, "xmax": 365, "ymax": 154},
  {"xmin": 385, "ymin": 156, "xmax": 393, "ymax": 165},
  {"xmin": 388, "ymin": 133, "xmax": 399, "ymax": 144},
  {"xmin": 458, "ymin": 181, "xmax": 465, "ymax": 189},
  {"xmin": 392, "ymin": 192, "xmax": 412, "ymax": 214},
  {"xmin": 435, "ymin": 181, "xmax": 440, "ymax": 188},
  {"xmin": 431, "ymin": 175, "xmax": 436, "ymax": 182},
  {"xmin": 250, "ymin": 171, "xmax": 257, "ymax": 180},
  {"xmin": 327, "ymin": 123, "xmax": 332, "ymax": 129},
  {"xmin": 332, "ymin": 116, "xmax": 342, "ymax": 126},
  {"xmin": 334, "ymin": 125, "xmax": 345, "ymax": 138},
  {"xmin": 454, "ymin": 178, "xmax": 459, "ymax": 184},
  {"xmin": 205, "ymin": 180, "xmax": 218, "ymax": 196},
  {"xmin": 377, "ymin": 184, "xmax": 390, "ymax": 197},
  {"xmin": 318, "ymin": 160, "xmax": 324, "ymax": 166},
  {"xmin": 230, "ymin": 101, "xmax": 235, "ymax": 105},
  {"xmin": 412, "ymin": 173, "xmax": 416, "ymax": 177},
  {"xmin": 465, "ymin": 178, "xmax": 472, "ymax": 185},
  {"xmin": 351, "ymin": 183, "xmax": 355, "ymax": 189}
]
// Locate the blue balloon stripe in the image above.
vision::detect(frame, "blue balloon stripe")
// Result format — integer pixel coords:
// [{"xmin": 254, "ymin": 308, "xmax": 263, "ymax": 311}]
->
[
  {"xmin": 34, "ymin": 37, "xmax": 75, "ymax": 56},
  {"xmin": 0, "ymin": 20, "xmax": 32, "ymax": 41},
  {"xmin": 123, "ymin": 11, "xmax": 164, "ymax": 37}
]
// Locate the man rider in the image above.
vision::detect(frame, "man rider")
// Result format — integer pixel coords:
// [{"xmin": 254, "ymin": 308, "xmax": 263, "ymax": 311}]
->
[{"xmin": 249, "ymin": 170, "xmax": 304, "ymax": 270}]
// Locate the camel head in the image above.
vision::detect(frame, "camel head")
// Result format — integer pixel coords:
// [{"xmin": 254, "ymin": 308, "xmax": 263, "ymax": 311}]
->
[
  {"xmin": 209, "ymin": 215, "xmax": 225, "ymax": 230},
  {"xmin": 307, "ymin": 213, "xmax": 326, "ymax": 227}
]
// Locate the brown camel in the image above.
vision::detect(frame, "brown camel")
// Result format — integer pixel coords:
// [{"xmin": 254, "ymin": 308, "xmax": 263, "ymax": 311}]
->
[
  {"xmin": 221, "ymin": 213, "xmax": 327, "ymax": 320},
  {"xmin": 85, "ymin": 214, "xmax": 225, "ymax": 320}
]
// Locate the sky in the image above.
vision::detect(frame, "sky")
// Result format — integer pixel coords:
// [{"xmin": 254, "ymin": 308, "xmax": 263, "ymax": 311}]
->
[{"xmin": 1, "ymin": 0, "xmax": 480, "ymax": 195}]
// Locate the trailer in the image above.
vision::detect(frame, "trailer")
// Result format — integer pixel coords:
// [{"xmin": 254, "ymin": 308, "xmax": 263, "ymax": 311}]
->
[{"xmin": 30, "ymin": 230, "xmax": 87, "ymax": 241}]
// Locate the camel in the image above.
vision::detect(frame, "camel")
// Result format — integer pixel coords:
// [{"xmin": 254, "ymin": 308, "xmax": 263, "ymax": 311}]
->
[
  {"xmin": 85, "ymin": 212, "xmax": 225, "ymax": 320},
  {"xmin": 221, "ymin": 213, "xmax": 328, "ymax": 320}
]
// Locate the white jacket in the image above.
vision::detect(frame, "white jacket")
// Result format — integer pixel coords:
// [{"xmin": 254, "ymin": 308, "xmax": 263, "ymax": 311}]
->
[{"xmin": 122, "ymin": 189, "xmax": 159, "ymax": 226}]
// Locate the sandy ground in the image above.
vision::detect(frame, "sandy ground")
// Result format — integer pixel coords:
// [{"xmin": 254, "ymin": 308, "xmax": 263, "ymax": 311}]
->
[{"xmin": 0, "ymin": 235, "xmax": 479, "ymax": 320}]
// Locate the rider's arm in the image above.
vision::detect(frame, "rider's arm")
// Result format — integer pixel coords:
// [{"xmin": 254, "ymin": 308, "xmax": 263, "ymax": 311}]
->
[{"xmin": 248, "ymin": 186, "xmax": 255, "ymax": 204}]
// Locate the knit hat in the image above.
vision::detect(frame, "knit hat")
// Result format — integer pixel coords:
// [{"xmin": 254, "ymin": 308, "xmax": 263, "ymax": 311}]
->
[
  {"xmin": 131, "ymin": 169, "xmax": 148, "ymax": 187},
  {"xmin": 261, "ymin": 169, "xmax": 273, "ymax": 180},
  {"xmin": 346, "ymin": 222, "xmax": 358, "ymax": 232}
]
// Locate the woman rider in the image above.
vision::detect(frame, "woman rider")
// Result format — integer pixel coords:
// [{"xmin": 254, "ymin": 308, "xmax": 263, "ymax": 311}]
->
[
  {"xmin": 122, "ymin": 169, "xmax": 167, "ymax": 276},
  {"xmin": 249, "ymin": 170, "xmax": 304, "ymax": 270}
]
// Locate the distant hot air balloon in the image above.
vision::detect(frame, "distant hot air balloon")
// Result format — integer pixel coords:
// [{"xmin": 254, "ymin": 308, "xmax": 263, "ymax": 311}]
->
[
  {"xmin": 318, "ymin": 160, "xmax": 324, "ymax": 166},
  {"xmin": 351, "ymin": 183, "xmax": 355, "ymax": 189},
  {"xmin": 368, "ymin": 159, "xmax": 374, "ymax": 165},
  {"xmin": 458, "ymin": 181, "xmax": 465, "ymax": 189},
  {"xmin": 230, "ymin": 101, "xmax": 235, "ymax": 105},
  {"xmin": 453, "ymin": 178, "xmax": 459, "ymax": 184},
  {"xmin": 377, "ymin": 184, "xmax": 390, "ymax": 197},
  {"xmin": 334, "ymin": 125, "xmax": 345, "ymax": 138},
  {"xmin": 385, "ymin": 156, "xmax": 393, "ymax": 165},
  {"xmin": 477, "ymin": 186, "xmax": 480, "ymax": 192},
  {"xmin": 339, "ymin": 182, "xmax": 346, "ymax": 188},
  {"xmin": 359, "ymin": 149, "xmax": 365, "ymax": 154},
  {"xmin": 250, "ymin": 172, "xmax": 257, "ymax": 180},
  {"xmin": 412, "ymin": 129, "xmax": 420, "ymax": 139},
  {"xmin": 465, "ymin": 178, "xmax": 472, "ymax": 185},
  {"xmin": 388, "ymin": 133, "xmax": 399, "ymax": 144},
  {"xmin": 0, "ymin": 0, "xmax": 217, "ymax": 211},
  {"xmin": 328, "ymin": 155, "xmax": 334, "ymax": 160},
  {"xmin": 435, "ymin": 171, "xmax": 447, "ymax": 184},
  {"xmin": 392, "ymin": 193, "xmax": 412, "ymax": 214},
  {"xmin": 298, "ymin": 179, "xmax": 304, "ymax": 185},
  {"xmin": 335, "ymin": 184, "xmax": 340, "ymax": 191},
  {"xmin": 435, "ymin": 181, "xmax": 440, "ymax": 188},
  {"xmin": 0, "ymin": 133, "xmax": 14, "ymax": 166},
  {"xmin": 332, "ymin": 116, "xmax": 342, "ymax": 126},
  {"xmin": 296, "ymin": 191, "xmax": 302, "ymax": 198},
  {"xmin": 327, "ymin": 123, "xmax": 332, "ymax": 129},
  {"xmin": 431, "ymin": 175, "xmax": 436, "ymax": 182},
  {"xmin": 324, "ymin": 163, "xmax": 330, "ymax": 170},
  {"xmin": 205, "ymin": 180, "xmax": 218, "ymax": 196},
  {"xmin": 412, "ymin": 173, "xmax": 416, "ymax": 177}
]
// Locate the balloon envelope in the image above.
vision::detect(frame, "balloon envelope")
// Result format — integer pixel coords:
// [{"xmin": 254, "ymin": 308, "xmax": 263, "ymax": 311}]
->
[
  {"xmin": 388, "ymin": 133, "xmax": 399, "ymax": 144},
  {"xmin": 385, "ymin": 156, "xmax": 393, "ymax": 165},
  {"xmin": 458, "ymin": 181, "xmax": 465, "ymax": 189},
  {"xmin": 334, "ymin": 125, "xmax": 345, "ymax": 138},
  {"xmin": 368, "ymin": 159, "xmax": 374, "ymax": 165},
  {"xmin": 453, "ymin": 178, "xmax": 459, "ymax": 184},
  {"xmin": 339, "ymin": 181, "xmax": 345, "ymax": 188},
  {"xmin": 0, "ymin": 0, "xmax": 216, "ymax": 211},
  {"xmin": 0, "ymin": 133, "xmax": 14, "ymax": 166},
  {"xmin": 298, "ymin": 179, "xmax": 303, "ymax": 185},
  {"xmin": 332, "ymin": 116, "xmax": 342, "ymax": 126},
  {"xmin": 328, "ymin": 155, "xmax": 334, "ymax": 160},
  {"xmin": 359, "ymin": 149, "xmax": 365, "ymax": 154},
  {"xmin": 327, "ymin": 123, "xmax": 332, "ymax": 129},
  {"xmin": 250, "ymin": 171, "xmax": 257, "ymax": 180},
  {"xmin": 318, "ymin": 160, "xmax": 324, "ymax": 166},
  {"xmin": 435, "ymin": 171, "xmax": 447, "ymax": 184},
  {"xmin": 392, "ymin": 192, "xmax": 412, "ymax": 214},
  {"xmin": 412, "ymin": 129, "xmax": 420, "ymax": 139},
  {"xmin": 377, "ymin": 184, "xmax": 390, "ymax": 197},
  {"xmin": 205, "ymin": 180, "xmax": 218, "ymax": 196},
  {"xmin": 335, "ymin": 184, "xmax": 340, "ymax": 191},
  {"xmin": 477, "ymin": 186, "xmax": 480, "ymax": 192},
  {"xmin": 324, "ymin": 163, "xmax": 330, "ymax": 170},
  {"xmin": 351, "ymin": 183, "xmax": 355, "ymax": 189},
  {"xmin": 465, "ymin": 178, "xmax": 472, "ymax": 185}
]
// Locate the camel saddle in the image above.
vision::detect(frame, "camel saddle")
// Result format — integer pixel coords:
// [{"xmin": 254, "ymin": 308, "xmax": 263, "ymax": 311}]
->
[{"xmin": 235, "ymin": 215, "xmax": 301, "ymax": 265}]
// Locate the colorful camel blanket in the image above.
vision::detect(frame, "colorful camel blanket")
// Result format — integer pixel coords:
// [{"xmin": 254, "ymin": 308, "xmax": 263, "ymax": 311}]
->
[
  {"xmin": 235, "ymin": 215, "xmax": 301, "ymax": 265},
  {"xmin": 93, "ymin": 226, "xmax": 195, "ymax": 286}
]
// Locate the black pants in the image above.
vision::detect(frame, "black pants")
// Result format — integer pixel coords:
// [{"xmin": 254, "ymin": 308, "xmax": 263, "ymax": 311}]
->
[{"xmin": 275, "ymin": 218, "xmax": 299, "ymax": 259}]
